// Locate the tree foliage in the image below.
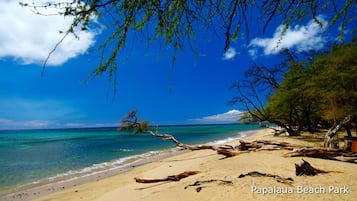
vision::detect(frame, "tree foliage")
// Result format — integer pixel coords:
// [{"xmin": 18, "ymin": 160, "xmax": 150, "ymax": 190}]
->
[
  {"xmin": 264, "ymin": 40, "xmax": 357, "ymax": 134},
  {"xmin": 265, "ymin": 61, "xmax": 320, "ymax": 134},
  {"xmin": 232, "ymin": 40, "xmax": 357, "ymax": 135},
  {"xmin": 308, "ymin": 41, "xmax": 357, "ymax": 120},
  {"xmin": 21, "ymin": 0, "xmax": 357, "ymax": 89},
  {"xmin": 119, "ymin": 110, "xmax": 149, "ymax": 134}
]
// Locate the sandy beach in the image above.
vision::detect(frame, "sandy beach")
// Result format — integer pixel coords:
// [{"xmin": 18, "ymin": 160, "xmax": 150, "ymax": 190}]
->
[{"xmin": 4, "ymin": 129, "xmax": 357, "ymax": 201}]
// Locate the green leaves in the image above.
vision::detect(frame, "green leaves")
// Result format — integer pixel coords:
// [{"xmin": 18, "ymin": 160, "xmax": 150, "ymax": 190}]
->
[
  {"xmin": 265, "ymin": 40, "xmax": 357, "ymax": 130},
  {"xmin": 119, "ymin": 110, "xmax": 150, "ymax": 134}
]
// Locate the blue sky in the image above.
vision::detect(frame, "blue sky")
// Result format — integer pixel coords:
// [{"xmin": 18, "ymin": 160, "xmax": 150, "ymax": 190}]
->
[{"xmin": 0, "ymin": 1, "xmax": 354, "ymax": 129}]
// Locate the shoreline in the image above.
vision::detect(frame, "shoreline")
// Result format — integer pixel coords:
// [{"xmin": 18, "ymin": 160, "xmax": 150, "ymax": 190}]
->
[
  {"xmin": 1, "ymin": 147, "xmax": 189, "ymax": 201},
  {"xmin": 4, "ymin": 128, "xmax": 357, "ymax": 201},
  {"xmin": 1, "ymin": 128, "xmax": 262, "ymax": 201}
]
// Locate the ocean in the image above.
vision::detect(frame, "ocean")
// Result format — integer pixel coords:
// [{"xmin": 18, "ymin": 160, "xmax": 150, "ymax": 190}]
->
[{"xmin": 0, "ymin": 124, "xmax": 261, "ymax": 195}]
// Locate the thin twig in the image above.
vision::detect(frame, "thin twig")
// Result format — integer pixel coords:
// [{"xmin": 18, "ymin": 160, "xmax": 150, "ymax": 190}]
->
[{"xmin": 42, "ymin": 31, "xmax": 70, "ymax": 76}]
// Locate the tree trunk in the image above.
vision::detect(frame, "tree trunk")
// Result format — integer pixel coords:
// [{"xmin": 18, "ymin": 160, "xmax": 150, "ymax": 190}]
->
[
  {"xmin": 147, "ymin": 130, "xmax": 239, "ymax": 157},
  {"xmin": 324, "ymin": 115, "xmax": 353, "ymax": 149}
]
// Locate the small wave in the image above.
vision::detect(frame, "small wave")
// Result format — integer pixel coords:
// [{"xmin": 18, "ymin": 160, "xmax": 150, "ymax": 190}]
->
[
  {"xmin": 42, "ymin": 150, "xmax": 163, "ymax": 184},
  {"xmin": 206, "ymin": 129, "xmax": 262, "ymax": 146},
  {"xmin": 210, "ymin": 137, "xmax": 238, "ymax": 145},
  {"xmin": 239, "ymin": 129, "xmax": 262, "ymax": 138},
  {"xmin": 111, "ymin": 148, "xmax": 134, "ymax": 152}
]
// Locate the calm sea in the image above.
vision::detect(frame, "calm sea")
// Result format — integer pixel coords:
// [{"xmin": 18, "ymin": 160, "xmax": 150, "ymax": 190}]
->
[{"xmin": 0, "ymin": 124, "xmax": 260, "ymax": 194}]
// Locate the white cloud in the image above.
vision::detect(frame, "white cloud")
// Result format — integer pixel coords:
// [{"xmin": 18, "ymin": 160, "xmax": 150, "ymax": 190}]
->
[
  {"xmin": 0, "ymin": 0, "xmax": 97, "ymax": 66},
  {"xmin": 249, "ymin": 17, "xmax": 327, "ymax": 57},
  {"xmin": 63, "ymin": 123, "xmax": 85, "ymax": 127},
  {"xmin": 0, "ymin": 119, "xmax": 117, "ymax": 129},
  {"xmin": 0, "ymin": 118, "xmax": 55, "ymax": 129},
  {"xmin": 222, "ymin": 47, "xmax": 238, "ymax": 60},
  {"xmin": 63, "ymin": 122, "xmax": 117, "ymax": 128},
  {"xmin": 248, "ymin": 49, "xmax": 258, "ymax": 60},
  {"xmin": 190, "ymin": 109, "xmax": 244, "ymax": 124}
]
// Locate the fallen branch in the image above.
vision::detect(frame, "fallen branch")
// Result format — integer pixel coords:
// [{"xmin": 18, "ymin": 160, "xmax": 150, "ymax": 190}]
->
[
  {"xmin": 295, "ymin": 159, "xmax": 328, "ymax": 176},
  {"xmin": 148, "ymin": 130, "xmax": 246, "ymax": 158},
  {"xmin": 236, "ymin": 140, "xmax": 297, "ymax": 151},
  {"xmin": 236, "ymin": 140, "xmax": 262, "ymax": 151},
  {"xmin": 216, "ymin": 149, "xmax": 240, "ymax": 157},
  {"xmin": 135, "ymin": 171, "xmax": 200, "ymax": 183},
  {"xmin": 238, "ymin": 171, "xmax": 294, "ymax": 185},
  {"xmin": 333, "ymin": 156, "xmax": 357, "ymax": 163},
  {"xmin": 285, "ymin": 147, "xmax": 357, "ymax": 163},
  {"xmin": 147, "ymin": 130, "xmax": 218, "ymax": 150},
  {"xmin": 215, "ymin": 140, "xmax": 299, "ymax": 157},
  {"xmin": 255, "ymin": 140, "xmax": 298, "ymax": 148}
]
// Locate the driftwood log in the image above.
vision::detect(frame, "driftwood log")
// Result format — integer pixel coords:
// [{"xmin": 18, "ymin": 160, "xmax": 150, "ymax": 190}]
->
[
  {"xmin": 149, "ymin": 128, "xmax": 302, "ymax": 158},
  {"xmin": 238, "ymin": 171, "xmax": 294, "ymax": 185},
  {"xmin": 135, "ymin": 171, "xmax": 200, "ymax": 183},
  {"xmin": 214, "ymin": 140, "xmax": 298, "ymax": 157},
  {"xmin": 295, "ymin": 160, "xmax": 328, "ymax": 176},
  {"xmin": 238, "ymin": 140, "xmax": 297, "ymax": 151},
  {"xmin": 148, "ymin": 128, "xmax": 357, "ymax": 163},
  {"xmin": 148, "ymin": 130, "xmax": 242, "ymax": 157},
  {"xmin": 147, "ymin": 130, "xmax": 216, "ymax": 151},
  {"xmin": 285, "ymin": 147, "xmax": 357, "ymax": 163}
]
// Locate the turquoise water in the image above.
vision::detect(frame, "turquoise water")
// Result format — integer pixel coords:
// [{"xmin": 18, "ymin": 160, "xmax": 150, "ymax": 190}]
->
[{"xmin": 0, "ymin": 124, "xmax": 260, "ymax": 193}]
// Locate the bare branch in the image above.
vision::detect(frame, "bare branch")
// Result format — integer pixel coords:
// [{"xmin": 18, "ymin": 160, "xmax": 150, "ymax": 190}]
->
[{"xmin": 42, "ymin": 31, "xmax": 70, "ymax": 76}]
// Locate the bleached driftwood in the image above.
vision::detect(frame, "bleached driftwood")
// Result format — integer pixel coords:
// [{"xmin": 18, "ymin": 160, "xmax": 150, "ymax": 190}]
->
[
  {"xmin": 135, "ymin": 171, "xmax": 200, "ymax": 183},
  {"xmin": 236, "ymin": 140, "xmax": 297, "ymax": 151},
  {"xmin": 147, "ymin": 130, "xmax": 241, "ymax": 157},
  {"xmin": 285, "ymin": 147, "xmax": 357, "ymax": 163}
]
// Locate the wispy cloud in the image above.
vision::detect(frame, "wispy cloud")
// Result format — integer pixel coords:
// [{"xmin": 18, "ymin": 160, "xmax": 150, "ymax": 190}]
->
[
  {"xmin": 0, "ymin": 118, "xmax": 55, "ymax": 129},
  {"xmin": 0, "ymin": 98, "xmax": 78, "ymax": 129},
  {"xmin": 249, "ymin": 16, "xmax": 327, "ymax": 57},
  {"xmin": 190, "ymin": 109, "xmax": 244, "ymax": 124},
  {"xmin": 0, "ymin": 119, "xmax": 117, "ymax": 129},
  {"xmin": 222, "ymin": 47, "xmax": 238, "ymax": 60},
  {"xmin": 63, "ymin": 122, "xmax": 117, "ymax": 128},
  {"xmin": 0, "ymin": 98, "xmax": 119, "ymax": 129},
  {"xmin": 63, "ymin": 123, "xmax": 85, "ymax": 128},
  {"xmin": 0, "ymin": 0, "xmax": 97, "ymax": 66}
]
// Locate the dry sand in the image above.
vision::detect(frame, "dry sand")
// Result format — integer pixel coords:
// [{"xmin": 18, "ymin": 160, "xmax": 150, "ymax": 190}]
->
[{"xmin": 7, "ymin": 129, "xmax": 357, "ymax": 201}]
